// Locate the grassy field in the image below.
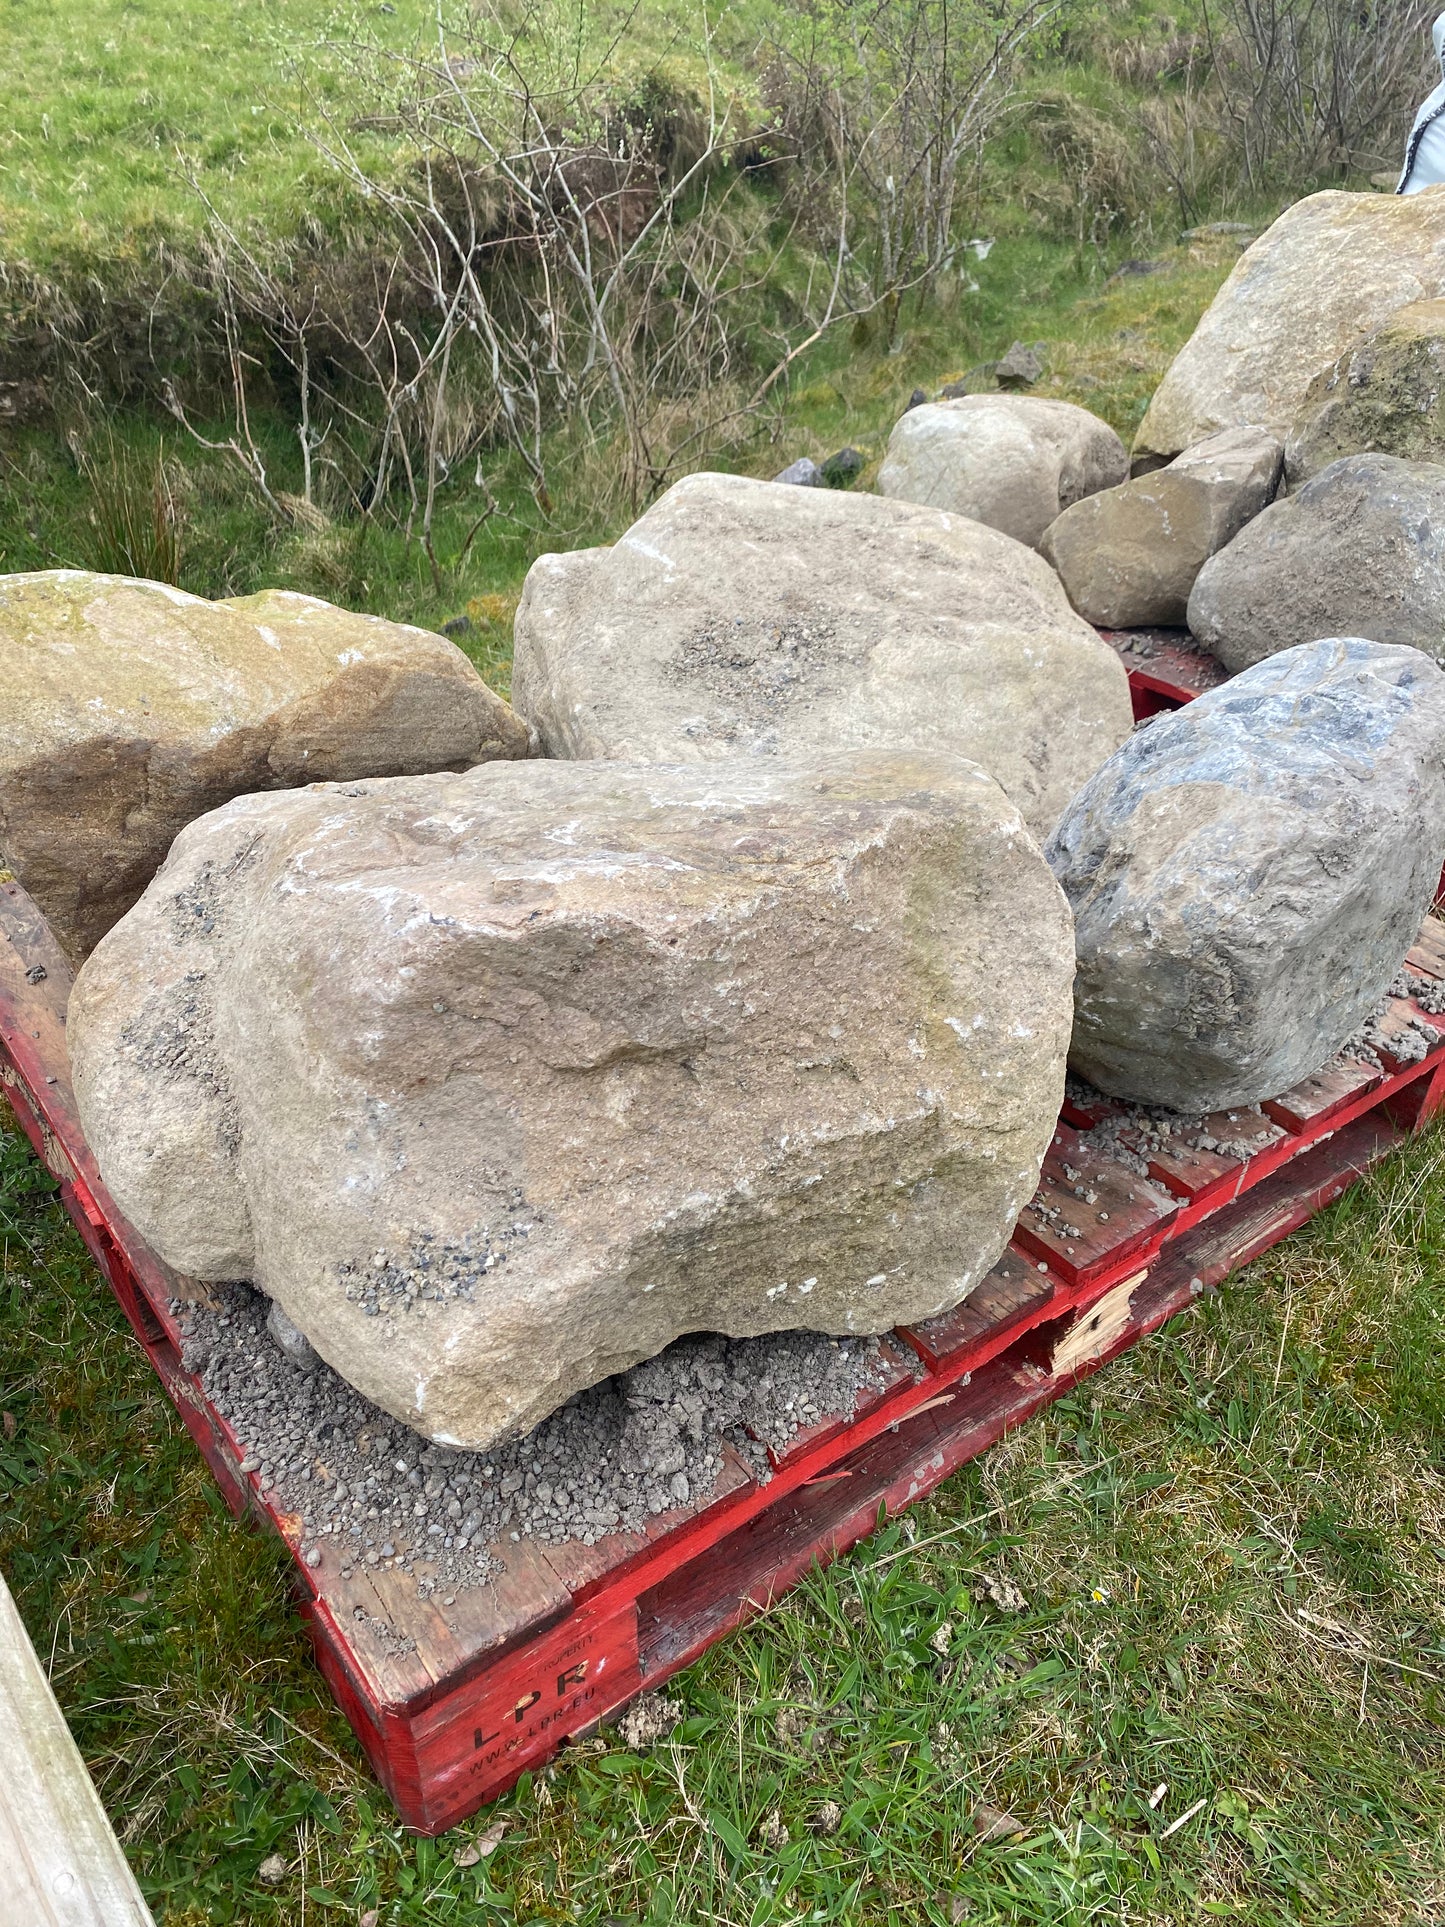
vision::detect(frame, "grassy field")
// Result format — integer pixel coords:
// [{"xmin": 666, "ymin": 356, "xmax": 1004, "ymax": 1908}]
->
[{"xmin": 4, "ymin": 1101, "xmax": 1445, "ymax": 1926}]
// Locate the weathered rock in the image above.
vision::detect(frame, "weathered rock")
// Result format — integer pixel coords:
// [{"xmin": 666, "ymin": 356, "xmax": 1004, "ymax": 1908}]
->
[
  {"xmin": 69, "ymin": 749, "xmax": 1076, "ymax": 1449},
  {"xmin": 511, "ymin": 473, "xmax": 1132, "ymax": 841},
  {"xmin": 1187, "ymin": 454, "xmax": 1445, "ymax": 672},
  {"xmin": 1285, "ymin": 299, "xmax": 1445, "ymax": 485},
  {"xmin": 773, "ymin": 457, "xmax": 824, "ymax": 487},
  {"xmin": 877, "ymin": 395, "xmax": 1128, "ymax": 547},
  {"xmin": 0, "ymin": 573, "xmax": 529, "ymax": 964},
  {"xmin": 820, "ymin": 446, "xmax": 865, "ymax": 484},
  {"xmin": 1040, "ymin": 426, "xmax": 1283, "ymax": 628},
  {"xmin": 1135, "ymin": 191, "xmax": 1445, "ymax": 465},
  {"xmin": 1046, "ymin": 637, "xmax": 1445, "ymax": 1112},
  {"xmin": 995, "ymin": 340, "xmax": 1046, "ymax": 389}
]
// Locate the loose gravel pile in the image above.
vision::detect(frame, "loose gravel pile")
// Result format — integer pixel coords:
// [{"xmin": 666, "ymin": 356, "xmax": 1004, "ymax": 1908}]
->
[{"xmin": 178, "ymin": 1285, "xmax": 911, "ymax": 1601}]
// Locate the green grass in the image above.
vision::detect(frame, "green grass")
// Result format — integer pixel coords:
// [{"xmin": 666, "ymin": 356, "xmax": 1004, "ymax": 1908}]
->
[
  {"xmin": 4, "ymin": 1098, "xmax": 1445, "ymax": 1927},
  {"xmin": 0, "ymin": 0, "xmax": 781, "ymax": 267}
]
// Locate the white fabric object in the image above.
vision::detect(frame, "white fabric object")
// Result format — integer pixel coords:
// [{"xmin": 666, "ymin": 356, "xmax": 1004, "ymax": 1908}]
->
[{"xmin": 1399, "ymin": 13, "xmax": 1445, "ymax": 194}]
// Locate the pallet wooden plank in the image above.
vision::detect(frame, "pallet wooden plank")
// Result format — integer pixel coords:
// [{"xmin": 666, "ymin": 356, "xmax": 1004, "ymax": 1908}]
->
[
  {"xmin": 0, "ymin": 1569, "xmax": 156, "ymax": 1927},
  {"xmin": 1262, "ymin": 1056, "xmax": 1384, "ymax": 1133},
  {"xmin": 1119, "ymin": 1129, "xmax": 1239, "ymax": 1203},
  {"xmin": 899, "ymin": 1249, "xmax": 1053, "ymax": 1370},
  {"xmin": 1363, "ymin": 997, "xmax": 1445, "ymax": 1076},
  {"xmin": 1098, "ymin": 628, "xmax": 1230, "ymax": 711},
  {"xmin": 1013, "ymin": 1123, "xmax": 1178, "ymax": 1284},
  {"xmin": 1406, "ymin": 916, "xmax": 1445, "ymax": 982}
]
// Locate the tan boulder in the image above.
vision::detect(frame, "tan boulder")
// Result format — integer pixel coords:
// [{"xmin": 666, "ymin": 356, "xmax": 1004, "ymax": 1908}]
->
[
  {"xmin": 1286, "ymin": 299, "xmax": 1445, "ymax": 485},
  {"xmin": 1135, "ymin": 191, "xmax": 1445, "ymax": 466},
  {"xmin": 69, "ymin": 749, "xmax": 1076, "ymax": 1450},
  {"xmin": 876, "ymin": 395, "xmax": 1128, "ymax": 547},
  {"xmin": 511, "ymin": 473, "xmax": 1132, "ymax": 843},
  {"xmin": 1040, "ymin": 427, "xmax": 1283, "ymax": 628},
  {"xmin": 0, "ymin": 573, "xmax": 529, "ymax": 962}
]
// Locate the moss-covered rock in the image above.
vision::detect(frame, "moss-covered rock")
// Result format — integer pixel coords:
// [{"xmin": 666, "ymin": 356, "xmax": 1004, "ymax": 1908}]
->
[{"xmin": 1285, "ymin": 300, "xmax": 1445, "ymax": 485}]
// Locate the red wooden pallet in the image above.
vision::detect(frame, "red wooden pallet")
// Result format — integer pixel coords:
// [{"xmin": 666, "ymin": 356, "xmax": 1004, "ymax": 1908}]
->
[
  {"xmin": 4, "ymin": 876, "xmax": 1444, "ymax": 1835},
  {"xmin": 1098, "ymin": 626, "xmax": 1229, "ymax": 719}
]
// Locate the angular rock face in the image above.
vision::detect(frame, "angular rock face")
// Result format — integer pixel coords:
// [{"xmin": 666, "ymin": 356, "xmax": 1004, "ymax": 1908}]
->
[
  {"xmin": 511, "ymin": 473, "xmax": 1132, "ymax": 843},
  {"xmin": 1046, "ymin": 638, "xmax": 1445, "ymax": 1112},
  {"xmin": 876, "ymin": 395, "xmax": 1128, "ymax": 547},
  {"xmin": 1187, "ymin": 455, "xmax": 1445, "ymax": 672},
  {"xmin": 0, "ymin": 573, "xmax": 529, "ymax": 964},
  {"xmin": 1040, "ymin": 427, "xmax": 1282, "ymax": 628},
  {"xmin": 70, "ymin": 750, "xmax": 1076, "ymax": 1450},
  {"xmin": 1286, "ymin": 299, "xmax": 1445, "ymax": 485},
  {"xmin": 1135, "ymin": 191, "xmax": 1445, "ymax": 465}
]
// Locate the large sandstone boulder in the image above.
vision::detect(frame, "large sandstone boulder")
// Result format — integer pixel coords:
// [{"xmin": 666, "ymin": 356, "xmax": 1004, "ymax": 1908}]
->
[
  {"xmin": 1046, "ymin": 638, "xmax": 1445, "ymax": 1112},
  {"xmin": 70, "ymin": 750, "xmax": 1076, "ymax": 1450},
  {"xmin": 1040, "ymin": 427, "xmax": 1282, "ymax": 628},
  {"xmin": 1285, "ymin": 300, "xmax": 1445, "ymax": 486},
  {"xmin": 1135, "ymin": 191, "xmax": 1445, "ymax": 466},
  {"xmin": 0, "ymin": 573, "xmax": 529, "ymax": 964},
  {"xmin": 876, "ymin": 395, "xmax": 1128, "ymax": 547},
  {"xmin": 511, "ymin": 473, "xmax": 1133, "ymax": 842},
  {"xmin": 1187, "ymin": 455, "xmax": 1445, "ymax": 672}
]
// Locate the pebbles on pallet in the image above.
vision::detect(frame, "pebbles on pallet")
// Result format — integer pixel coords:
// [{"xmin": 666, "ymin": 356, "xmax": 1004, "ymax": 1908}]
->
[{"xmin": 178, "ymin": 1282, "xmax": 910, "ymax": 1599}]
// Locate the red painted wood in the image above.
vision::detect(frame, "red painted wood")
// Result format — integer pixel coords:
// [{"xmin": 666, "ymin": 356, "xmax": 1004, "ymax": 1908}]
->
[
  {"xmin": 3, "ymin": 879, "xmax": 1443, "ymax": 1833},
  {"xmin": 1013, "ymin": 1121, "xmax": 1179, "ymax": 1285},
  {"xmin": 1263, "ymin": 1057, "xmax": 1384, "ymax": 1134},
  {"xmin": 1097, "ymin": 628, "xmax": 1230, "ymax": 716}
]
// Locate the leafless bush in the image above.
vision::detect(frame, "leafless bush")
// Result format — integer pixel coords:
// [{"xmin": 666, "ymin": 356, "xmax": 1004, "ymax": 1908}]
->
[
  {"xmin": 1204, "ymin": 0, "xmax": 1437, "ymax": 190},
  {"xmin": 161, "ymin": 1, "xmax": 888, "ymax": 569},
  {"xmin": 764, "ymin": 0, "xmax": 1070, "ymax": 333}
]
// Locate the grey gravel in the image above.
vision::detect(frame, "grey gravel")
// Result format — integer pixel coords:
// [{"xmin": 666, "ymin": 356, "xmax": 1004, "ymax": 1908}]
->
[{"xmin": 178, "ymin": 1283, "xmax": 909, "ymax": 1601}]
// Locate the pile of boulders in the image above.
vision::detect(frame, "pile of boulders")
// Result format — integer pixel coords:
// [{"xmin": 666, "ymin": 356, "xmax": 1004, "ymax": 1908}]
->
[
  {"xmin": 10, "ymin": 184, "xmax": 1445, "ymax": 1468},
  {"xmin": 1039, "ymin": 190, "xmax": 1445, "ymax": 659}
]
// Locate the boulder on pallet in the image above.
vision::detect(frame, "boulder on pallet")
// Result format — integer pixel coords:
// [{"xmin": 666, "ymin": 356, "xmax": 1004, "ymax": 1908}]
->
[
  {"xmin": 511, "ymin": 472, "xmax": 1132, "ymax": 843},
  {"xmin": 1046, "ymin": 637, "xmax": 1445, "ymax": 1112},
  {"xmin": 1135, "ymin": 191, "xmax": 1445, "ymax": 466},
  {"xmin": 1285, "ymin": 299, "xmax": 1445, "ymax": 485},
  {"xmin": 1187, "ymin": 454, "xmax": 1445, "ymax": 671},
  {"xmin": 0, "ymin": 573, "xmax": 530, "ymax": 965},
  {"xmin": 69, "ymin": 748, "xmax": 1076, "ymax": 1451},
  {"xmin": 876, "ymin": 394, "xmax": 1127, "ymax": 548},
  {"xmin": 1040, "ymin": 426, "xmax": 1282, "ymax": 628}
]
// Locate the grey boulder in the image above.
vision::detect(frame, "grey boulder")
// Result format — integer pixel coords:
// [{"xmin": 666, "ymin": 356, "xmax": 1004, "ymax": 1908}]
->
[
  {"xmin": 773, "ymin": 457, "xmax": 824, "ymax": 487},
  {"xmin": 1285, "ymin": 299, "xmax": 1445, "ymax": 485},
  {"xmin": 511, "ymin": 472, "xmax": 1132, "ymax": 843},
  {"xmin": 1046, "ymin": 637, "xmax": 1445, "ymax": 1112},
  {"xmin": 876, "ymin": 395, "xmax": 1128, "ymax": 547},
  {"xmin": 1187, "ymin": 454, "xmax": 1445, "ymax": 671},
  {"xmin": 70, "ymin": 749, "xmax": 1076, "ymax": 1450},
  {"xmin": 1041, "ymin": 427, "xmax": 1282, "ymax": 628}
]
